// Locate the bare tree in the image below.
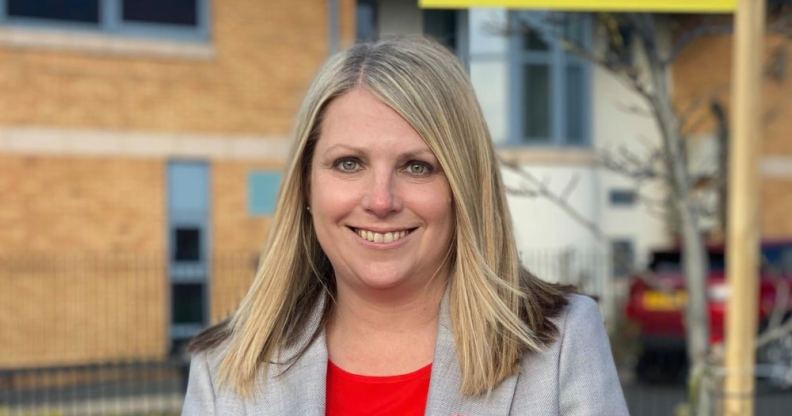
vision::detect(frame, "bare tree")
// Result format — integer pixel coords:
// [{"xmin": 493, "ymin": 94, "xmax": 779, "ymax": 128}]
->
[{"xmin": 496, "ymin": 7, "xmax": 792, "ymax": 415}]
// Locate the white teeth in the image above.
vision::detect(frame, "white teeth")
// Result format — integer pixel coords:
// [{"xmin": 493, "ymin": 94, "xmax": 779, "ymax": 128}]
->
[{"xmin": 355, "ymin": 228, "xmax": 411, "ymax": 243}]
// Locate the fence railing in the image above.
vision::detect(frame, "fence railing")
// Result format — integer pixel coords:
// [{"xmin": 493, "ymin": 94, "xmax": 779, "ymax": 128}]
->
[
  {"xmin": 4, "ymin": 250, "xmax": 788, "ymax": 415},
  {"xmin": 0, "ymin": 252, "xmax": 258, "ymax": 415}
]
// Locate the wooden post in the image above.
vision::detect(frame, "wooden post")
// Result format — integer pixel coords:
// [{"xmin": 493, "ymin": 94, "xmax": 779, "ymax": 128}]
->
[{"xmin": 724, "ymin": 0, "xmax": 765, "ymax": 414}]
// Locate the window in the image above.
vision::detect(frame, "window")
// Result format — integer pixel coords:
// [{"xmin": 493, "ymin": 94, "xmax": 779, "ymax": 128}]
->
[
  {"xmin": 8, "ymin": 0, "xmax": 100, "ymax": 23},
  {"xmin": 510, "ymin": 13, "xmax": 591, "ymax": 146},
  {"xmin": 1, "ymin": 0, "xmax": 209, "ymax": 41},
  {"xmin": 249, "ymin": 171, "xmax": 282, "ymax": 216},
  {"xmin": 609, "ymin": 189, "xmax": 637, "ymax": 207},
  {"xmin": 167, "ymin": 161, "xmax": 209, "ymax": 344},
  {"xmin": 171, "ymin": 283, "xmax": 205, "ymax": 325},
  {"xmin": 423, "ymin": 9, "xmax": 457, "ymax": 52},
  {"xmin": 122, "ymin": 0, "xmax": 197, "ymax": 26},
  {"xmin": 173, "ymin": 227, "xmax": 201, "ymax": 262},
  {"xmin": 356, "ymin": 0, "xmax": 377, "ymax": 42},
  {"xmin": 611, "ymin": 239, "xmax": 635, "ymax": 277}
]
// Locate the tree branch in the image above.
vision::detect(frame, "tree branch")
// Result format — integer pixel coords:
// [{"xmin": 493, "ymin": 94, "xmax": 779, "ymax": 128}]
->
[{"xmin": 498, "ymin": 155, "xmax": 605, "ymax": 240}]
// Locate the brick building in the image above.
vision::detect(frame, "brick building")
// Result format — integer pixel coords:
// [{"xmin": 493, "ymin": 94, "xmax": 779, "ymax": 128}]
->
[
  {"xmin": 671, "ymin": 21, "xmax": 792, "ymax": 239},
  {"xmin": 0, "ymin": 0, "xmax": 355, "ymax": 368}
]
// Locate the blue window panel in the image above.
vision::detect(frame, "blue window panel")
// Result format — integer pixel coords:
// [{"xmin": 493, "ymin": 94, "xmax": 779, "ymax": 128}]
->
[
  {"xmin": 168, "ymin": 162, "xmax": 209, "ymax": 214},
  {"xmin": 509, "ymin": 12, "xmax": 592, "ymax": 147},
  {"xmin": 249, "ymin": 171, "xmax": 282, "ymax": 216}
]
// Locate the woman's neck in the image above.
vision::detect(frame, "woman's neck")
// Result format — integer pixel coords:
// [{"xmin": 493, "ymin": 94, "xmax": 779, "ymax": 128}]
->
[{"xmin": 325, "ymin": 279, "xmax": 446, "ymax": 375}]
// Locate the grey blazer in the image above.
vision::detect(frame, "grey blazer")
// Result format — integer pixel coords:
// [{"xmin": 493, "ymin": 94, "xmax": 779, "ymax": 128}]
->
[{"xmin": 182, "ymin": 294, "xmax": 629, "ymax": 415}]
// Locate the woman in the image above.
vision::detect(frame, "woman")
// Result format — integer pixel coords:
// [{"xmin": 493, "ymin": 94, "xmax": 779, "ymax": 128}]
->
[{"xmin": 182, "ymin": 37, "xmax": 628, "ymax": 415}]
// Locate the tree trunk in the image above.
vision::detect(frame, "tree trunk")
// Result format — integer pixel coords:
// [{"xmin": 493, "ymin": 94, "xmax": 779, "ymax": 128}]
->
[{"xmin": 634, "ymin": 14, "xmax": 712, "ymax": 415}]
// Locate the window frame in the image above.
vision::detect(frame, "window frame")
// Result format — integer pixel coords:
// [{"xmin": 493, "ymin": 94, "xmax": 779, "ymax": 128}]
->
[
  {"xmin": 0, "ymin": 0, "xmax": 211, "ymax": 42},
  {"xmin": 508, "ymin": 12, "xmax": 592, "ymax": 147}
]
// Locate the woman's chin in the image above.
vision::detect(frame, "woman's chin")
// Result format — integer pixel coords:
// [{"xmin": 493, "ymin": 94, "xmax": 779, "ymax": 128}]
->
[{"xmin": 339, "ymin": 269, "xmax": 423, "ymax": 295}]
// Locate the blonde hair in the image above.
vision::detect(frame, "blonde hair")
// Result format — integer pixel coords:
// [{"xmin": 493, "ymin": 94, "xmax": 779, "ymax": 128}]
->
[{"xmin": 191, "ymin": 36, "xmax": 571, "ymax": 397}]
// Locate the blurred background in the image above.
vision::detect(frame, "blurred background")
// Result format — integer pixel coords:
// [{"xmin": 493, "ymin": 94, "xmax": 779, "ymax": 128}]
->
[{"xmin": 0, "ymin": 1, "xmax": 790, "ymax": 415}]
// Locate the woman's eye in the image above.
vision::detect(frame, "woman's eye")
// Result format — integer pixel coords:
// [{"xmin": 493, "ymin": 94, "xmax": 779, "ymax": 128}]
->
[
  {"xmin": 406, "ymin": 161, "xmax": 432, "ymax": 176},
  {"xmin": 335, "ymin": 158, "xmax": 361, "ymax": 172}
]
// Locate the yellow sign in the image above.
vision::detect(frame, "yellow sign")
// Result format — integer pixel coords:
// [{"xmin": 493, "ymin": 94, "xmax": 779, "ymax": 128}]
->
[{"xmin": 419, "ymin": 0, "xmax": 736, "ymax": 12}]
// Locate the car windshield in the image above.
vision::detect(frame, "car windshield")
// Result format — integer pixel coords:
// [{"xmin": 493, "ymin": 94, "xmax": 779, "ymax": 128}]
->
[
  {"xmin": 649, "ymin": 243, "xmax": 792, "ymax": 275},
  {"xmin": 649, "ymin": 251, "xmax": 726, "ymax": 273}
]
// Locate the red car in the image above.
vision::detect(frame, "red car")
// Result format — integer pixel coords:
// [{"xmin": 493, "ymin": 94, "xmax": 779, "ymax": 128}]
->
[{"xmin": 625, "ymin": 241, "xmax": 792, "ymax": 384}]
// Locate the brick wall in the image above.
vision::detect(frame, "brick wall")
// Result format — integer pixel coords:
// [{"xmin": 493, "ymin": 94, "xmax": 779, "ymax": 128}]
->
[
  {"xmin": 673, "ymin": 34, "xmax": 792, "ymax": 237},
  {"xmin": 0, "ymin": 154, "xmax": 165, "ymax": 253},
  {"xmin": 211, "ymin": 159, "xmax": 284, "ymax": 322},
  {"xmin": 0, "ymin": 0, "xmax": 355, "ymax": 367},
  {"xmin": 0, "ymin": 155, "xmax": 167, "ymax": 366},
  {"xmin": 0, "ymin": 0, "xmax": 355, "ymax": 135}
]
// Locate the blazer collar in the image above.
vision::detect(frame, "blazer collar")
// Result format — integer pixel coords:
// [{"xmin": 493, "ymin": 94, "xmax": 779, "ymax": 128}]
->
[
  {"xmin": 246, "ymin": 290, "xmax": 518, "ymax": 415},
  {"xmin": 424, "ymin": 292, "xmax": 519, "ymax": 416},
  {"xmin": 246, "ymin": 294, "xmax": 329, "ymax": 416}
]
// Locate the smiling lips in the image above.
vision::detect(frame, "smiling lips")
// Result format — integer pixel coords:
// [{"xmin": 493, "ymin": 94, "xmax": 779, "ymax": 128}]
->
[{"xmin": 352, "ymin": 227, "xmax": 415, "ymax": 244}]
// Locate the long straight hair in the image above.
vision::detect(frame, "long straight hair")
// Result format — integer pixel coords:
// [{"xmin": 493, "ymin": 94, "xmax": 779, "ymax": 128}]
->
[{"xmin": 190, "ymin": 36, "xmax": 572, "ymax": 397}]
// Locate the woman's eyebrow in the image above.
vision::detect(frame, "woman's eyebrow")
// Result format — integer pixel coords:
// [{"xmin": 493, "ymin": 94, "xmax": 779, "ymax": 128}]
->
[
  {"xmin": 323, "ymin": 144, "xmax": 435, "ymax": 160},
  {"xmin": 400, "ymin": 149, "xmax": 435, "ymax": 159},
  {"xmin": 323, "ymin": 144, "xmax": 364, "ymax": 154}
]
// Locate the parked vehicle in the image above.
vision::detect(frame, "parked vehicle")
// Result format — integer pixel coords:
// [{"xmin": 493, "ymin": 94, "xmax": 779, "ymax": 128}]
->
[{"xmin": 624, "ymin": 240, "xmax": 792, "ymax": 385}]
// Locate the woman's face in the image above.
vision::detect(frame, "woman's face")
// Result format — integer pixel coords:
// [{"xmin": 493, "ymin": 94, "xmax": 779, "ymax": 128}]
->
[{"xmin": 309, "ymin": 88, "xmax": 454, "ymax": 296}]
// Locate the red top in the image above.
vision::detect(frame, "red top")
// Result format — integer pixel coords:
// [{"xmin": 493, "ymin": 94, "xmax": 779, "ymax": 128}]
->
[{"xmin": 325, "ymin": 360, "xmax": 432, "ymax": 416}]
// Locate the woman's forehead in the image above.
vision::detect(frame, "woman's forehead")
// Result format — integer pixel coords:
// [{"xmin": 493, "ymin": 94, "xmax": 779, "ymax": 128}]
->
[{"xmin": 314, "ymin": 89, "xmax": 436, "ymax": 157}]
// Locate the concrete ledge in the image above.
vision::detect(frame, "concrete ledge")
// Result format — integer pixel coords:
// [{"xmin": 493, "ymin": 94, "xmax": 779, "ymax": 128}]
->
[
  {"xmin": 0, "ymin": 126, "xmax": 290, "ymax": 161},
  {"xmin": 0, "ymin": 27, "xmax": 214, "ymax": 60},
  {"xmin": 760, "ymin": 156, "xmax": 792, "ymax": 179},
  {"xmin": 497, "ymin": 146, "xmax": 597, "ymax": 166}
]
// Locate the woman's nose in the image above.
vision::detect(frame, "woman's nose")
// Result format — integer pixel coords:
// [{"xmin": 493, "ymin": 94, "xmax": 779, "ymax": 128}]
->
[{"xmin": 361, "ymin": 171, "xmax": 402, "ymax": 217}]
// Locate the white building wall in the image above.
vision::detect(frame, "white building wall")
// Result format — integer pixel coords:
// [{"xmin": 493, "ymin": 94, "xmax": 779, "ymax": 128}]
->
[
  {"xmin": 372, "ymin": 4, "xmax": 673, "ymax": 320},
  {"xmin": 590, "ymin": 30, "xmax": 672, "ymax": 269},
  {"xmin": 467, "ymin": 8, "xmax": 510, "ymax": 144},
  {"xmin": 466, "ymin": 9, "xmax": 602, "ymax": 262}
]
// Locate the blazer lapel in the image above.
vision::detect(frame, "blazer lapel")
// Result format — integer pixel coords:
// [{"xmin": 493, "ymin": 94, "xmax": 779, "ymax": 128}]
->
[
  {"xmin": 425, "ymin": 293, "xmax": 519, "ymax": 416},
  {"xmin": 246, "ymin": 295, "xmax": 329, "ymax": 416}
]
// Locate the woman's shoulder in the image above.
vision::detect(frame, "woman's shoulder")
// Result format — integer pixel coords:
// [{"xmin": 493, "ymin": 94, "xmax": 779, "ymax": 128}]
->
[
  {"xmin": 185, "ymin": 321, "xmax": 233, "ymax": 382},
  {"xmin": 547, "ymin": 293, "xmax": 609, "ymax": 353},
  {"xmin": 557, "ymin": 293, "xmax": 602, "ymax": 326},
  {"xmin": 526, "ymin": 292, "xmax": 604, "ymax": 355},
  {"xmin": 512, "ymin": 293, "xmax": 628, "ymax": 414}
]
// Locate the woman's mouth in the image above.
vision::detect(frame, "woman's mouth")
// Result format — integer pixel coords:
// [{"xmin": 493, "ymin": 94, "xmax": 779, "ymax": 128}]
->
[{"xmin": 350, "ymin": 227, "xmax": 417, "ymax": 244}]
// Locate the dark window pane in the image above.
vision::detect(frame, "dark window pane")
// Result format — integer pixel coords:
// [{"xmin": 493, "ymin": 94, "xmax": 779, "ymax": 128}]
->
[
  {"xmin": 649, "ymin": 251, "xmax": 726, "ymax": 273},
  {"xmin": 522, "ymin": 64, "xmax": 550, "ymax": 141},
  {"xmin": 122, "ymin": 0, "xmax": 197, "ymax": 26},
  {"xmin": 174, "ymin": 227, "xmax": 201, "ymax": 261},
  {"xmin": 562, "ymin": 14, "xmax": 586, "ymax": 45},
  {"xmin": 172, "ymin": 283, "xmax": 204, "ymax": 324},
  {"xmin": 356, "ymin": 0, "xmax": 377, "ymax": 42},
  {"xmin": 8, "ymin": 0, "xmax": 99, "ymax": 23},
  {"xmin": 611, "ymin": 240, "xmax": 634, "ymax": 277},
  {"xmin": 423, "ymin": 10, "xmax": 457, "ymax": 52},
  {"xmin": 609, "ymin": 189, "xmax": 637, "ymax": 206},
  {"xmin": 523, "ymin": 29, "xmax": 549, "ymax": 51},
  {"xmin": 565, "ymin": 65, "xmax": 584, "ymax": 144}
]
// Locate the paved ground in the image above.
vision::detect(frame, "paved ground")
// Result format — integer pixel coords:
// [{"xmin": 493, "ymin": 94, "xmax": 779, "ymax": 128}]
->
[{"xmin": 623, "ymin": 380, "xmax": 792, "ymax": 416}]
